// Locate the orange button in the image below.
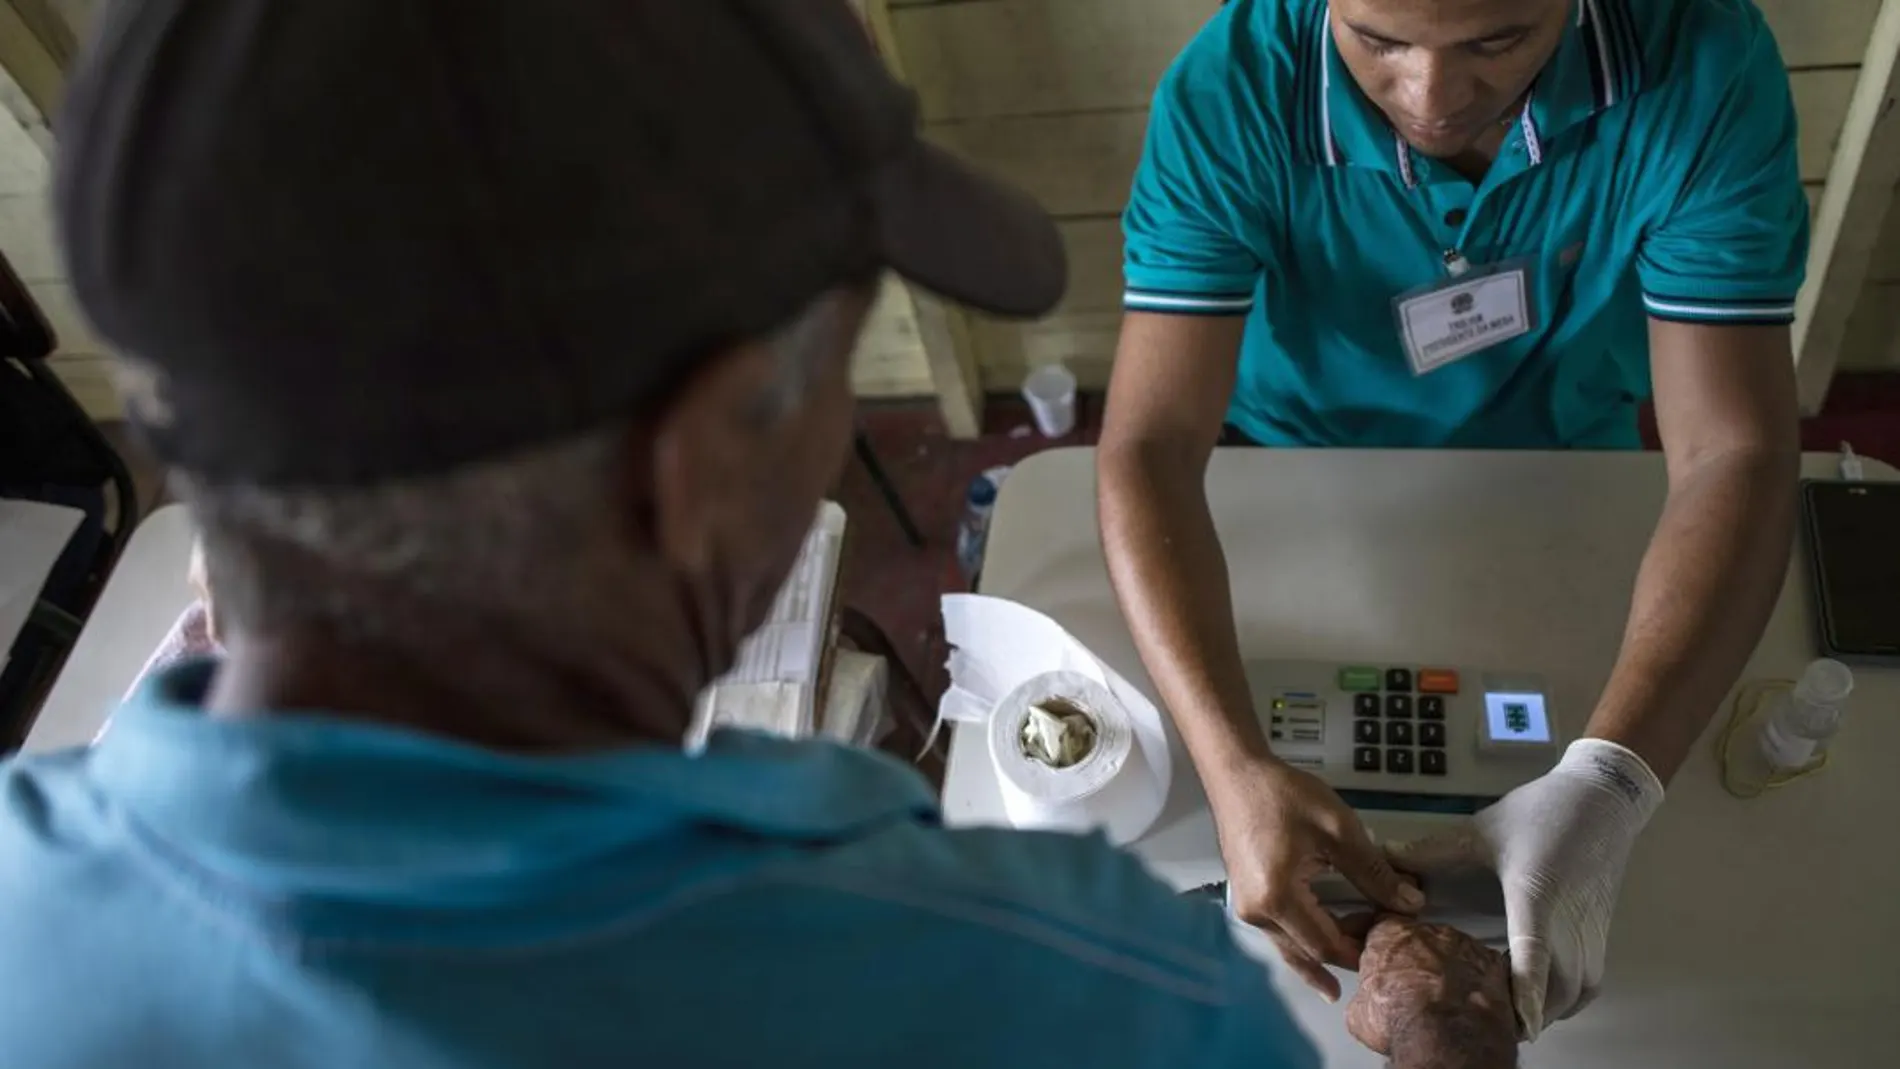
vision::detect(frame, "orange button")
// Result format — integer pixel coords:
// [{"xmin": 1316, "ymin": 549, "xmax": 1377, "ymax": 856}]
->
[{"xmin": 1418, "ymin": 669, "xmax": 1460, "ymax": 694}]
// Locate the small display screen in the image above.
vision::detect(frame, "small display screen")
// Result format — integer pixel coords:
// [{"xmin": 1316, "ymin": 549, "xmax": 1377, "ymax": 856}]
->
[{"xmin": 1483, "ymin": 692, "xmax": 1551, "ymax": 744}]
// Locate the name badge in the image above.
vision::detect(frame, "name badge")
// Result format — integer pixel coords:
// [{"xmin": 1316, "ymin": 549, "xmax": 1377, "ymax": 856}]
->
[{"xmin": 1393, "ymin": 261, "xmax": 1534, "ymax": 376}]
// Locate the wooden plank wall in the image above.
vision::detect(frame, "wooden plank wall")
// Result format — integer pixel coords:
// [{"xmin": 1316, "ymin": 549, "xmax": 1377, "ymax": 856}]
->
[
  {"xmin": 12, "ymin": 0, "xmax": 1891, "ymax": 404},
  {"xmin": 0, "ymin": 0, "xmax": 944, "ymax": 405},
  {"xmin": 1839, "ymin": 85, "xmax": 1900, "ymax": 370},
  {"xmin": 869, "ymin": 0, "xmax": 1890, "ymax": 389},
  {"xmin": 851, "ymin": 275, "xmax": 937, "ymax": 397}
]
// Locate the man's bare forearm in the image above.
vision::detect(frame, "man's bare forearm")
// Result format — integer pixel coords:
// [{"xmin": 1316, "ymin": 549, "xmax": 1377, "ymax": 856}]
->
[
  {"xmin": 1099, "ymin": 442, "xmax": 1276, "ymax": 783},
  {"xmin": 1586, "ymin": 447, "xmax": 1797, "ymax": 781}
]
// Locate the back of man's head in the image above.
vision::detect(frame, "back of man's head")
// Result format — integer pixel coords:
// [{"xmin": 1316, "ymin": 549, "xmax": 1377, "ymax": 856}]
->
[{"xmin": 56, "ymin": 0, "xmax": 1066, "ymax": 745}]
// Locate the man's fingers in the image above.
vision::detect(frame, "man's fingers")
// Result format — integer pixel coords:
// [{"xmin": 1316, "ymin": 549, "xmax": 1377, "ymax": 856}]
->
[
  {"xmin": 1260, "ymin": 924, "xmax": 1342, "ymax": 1003},
  {"xmin": 1331, "ymin": 824, "xmax": 1426, "ymax": 915},
  {"xmin": 1276, "ymin": 889, "xmax": 1364, "ymax": 973},
  {"xmin": 1238, "ymin": 892, "xmax": 1349, "ymax": 973},
  {"xmin": 1386, "ymin": 821, "xmax": 1489, "ymax": 877}
]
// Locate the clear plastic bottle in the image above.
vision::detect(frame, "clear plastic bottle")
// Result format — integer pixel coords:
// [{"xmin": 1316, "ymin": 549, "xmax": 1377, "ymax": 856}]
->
[{"xmin": 1758, "ymin": 658, "xmax": 1855, "ymax": 770}]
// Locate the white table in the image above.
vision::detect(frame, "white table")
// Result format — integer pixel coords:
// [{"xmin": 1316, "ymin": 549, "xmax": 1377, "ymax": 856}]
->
[
  {"xmin": 0, "ymin": 498, "xmax": 83, "ymax": 670},
  {"xmin": 26, "ymin": 504, "xmax": 197, "ymax": 753},
  {"xmin": 945, "ymin": 448, "xmax": 1900, "ymax": 1067}
]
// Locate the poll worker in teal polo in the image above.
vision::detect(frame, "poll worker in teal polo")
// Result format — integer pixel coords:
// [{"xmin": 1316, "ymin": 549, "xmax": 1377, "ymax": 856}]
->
[{"xmin": 1099, "ymin": 0, "xmax": 1805, "ymax": 1040}]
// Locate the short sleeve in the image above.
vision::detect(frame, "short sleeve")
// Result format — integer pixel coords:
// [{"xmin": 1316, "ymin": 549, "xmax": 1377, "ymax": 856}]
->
[
  {"xmin": 1122, "ymin": 57, "xmax": 1270, "ymax": 317},
  {"xmin": 1635, "ymin": 24, "xmax": 1809, "ymax": 326}
]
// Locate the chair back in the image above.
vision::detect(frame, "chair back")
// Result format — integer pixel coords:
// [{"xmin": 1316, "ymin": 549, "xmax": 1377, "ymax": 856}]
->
[{"xmin": 0, "ymin": 252, "xmax": 56, "ymax": 361}]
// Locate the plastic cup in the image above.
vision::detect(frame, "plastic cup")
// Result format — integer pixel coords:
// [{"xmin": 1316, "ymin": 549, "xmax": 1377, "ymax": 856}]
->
[
  {"xmin": 1797, "ymin": 658, "xmax": 1854, "ymax": 706},
  {"xmin": 1021, "ymin": 364, "xmax": 1078, "ymax": 439}
]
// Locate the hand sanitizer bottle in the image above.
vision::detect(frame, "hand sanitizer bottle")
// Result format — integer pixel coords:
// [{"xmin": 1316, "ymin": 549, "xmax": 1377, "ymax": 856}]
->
[{"xmin": 1759, "ymin": 659, "xmax": 1855, "ymax": 771}]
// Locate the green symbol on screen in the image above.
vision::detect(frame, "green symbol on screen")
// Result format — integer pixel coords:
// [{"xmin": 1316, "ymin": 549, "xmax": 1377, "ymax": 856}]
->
[{"xmin": 1505, "ymin": 703, "xmax": 1531, "ymax": 735}]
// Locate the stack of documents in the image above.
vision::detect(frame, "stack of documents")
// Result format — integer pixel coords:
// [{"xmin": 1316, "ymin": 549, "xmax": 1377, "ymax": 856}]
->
[{"xmin": 685, "ymin": 502, "xmax": 847, "ymax": 748}]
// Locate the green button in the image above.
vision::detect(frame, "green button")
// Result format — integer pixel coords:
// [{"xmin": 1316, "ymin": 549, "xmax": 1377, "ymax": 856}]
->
[{"xmin": 1339, "ymin": 666, "xmax": 1381, "ymax": 692}]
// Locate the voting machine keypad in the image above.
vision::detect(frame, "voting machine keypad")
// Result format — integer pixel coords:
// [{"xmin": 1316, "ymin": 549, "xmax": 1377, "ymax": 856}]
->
[
  {"xmin": 1346, "ymin": 665, "xmax": 1453, "ymax": 777},
  {"xmin": 1274, "ymin": 664, "xmax": 1459, "ymax": 778}
]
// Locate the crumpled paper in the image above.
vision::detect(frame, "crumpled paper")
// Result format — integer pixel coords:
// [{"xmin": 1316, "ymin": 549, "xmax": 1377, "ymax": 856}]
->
[{"xmin": 938, "ymin": 594, "xmax": 1163, "ymax": 739}]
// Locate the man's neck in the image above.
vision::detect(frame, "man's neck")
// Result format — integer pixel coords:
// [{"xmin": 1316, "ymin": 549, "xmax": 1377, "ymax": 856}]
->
[
  {"xmin": 207, "ymin": 610, "xmax": 707, "ymax": 752},
  {"xmin": 1438, "ymin": 122, "xmax": 1512, "ymax": 185}
]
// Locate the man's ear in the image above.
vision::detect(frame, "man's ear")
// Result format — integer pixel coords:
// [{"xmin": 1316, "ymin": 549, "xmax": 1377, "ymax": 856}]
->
[{"xmin": 646, "ymin": 339, "xmax": 781, "ymax": 575}]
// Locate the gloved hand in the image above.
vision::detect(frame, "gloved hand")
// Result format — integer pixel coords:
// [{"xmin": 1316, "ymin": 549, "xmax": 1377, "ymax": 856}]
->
[{"xmin": 1387, "ymin": 738, "xmax": 1665, "ymax": 1041}]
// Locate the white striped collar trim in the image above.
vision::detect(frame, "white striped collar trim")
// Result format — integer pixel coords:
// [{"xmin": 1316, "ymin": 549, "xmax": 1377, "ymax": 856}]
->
[
  {"xmin": 1642, "ymin": 296, "xmax": 1797, "ymax": 319},
  {"xmin": 1124, "ymin": 291, "xmax": 1255, "ymax": 311},
  {"xmin": 1318, "ymin": 4, "xmax": 1599, "ymax": 176},
  {"xmin": 1520, "ymin": 91, "xmax": 1545, "ymax": 167},
  {"xmin": 1581, "ymin": 0, "xmax": 1620, "ymax": 111},
  {"xmin": 1319, "ymin": 4, "xmax": 1339, "ymax": 166},
  {"xmin": 1321, "ymin": 9, "xmax": 1559, "ymax": 178}
]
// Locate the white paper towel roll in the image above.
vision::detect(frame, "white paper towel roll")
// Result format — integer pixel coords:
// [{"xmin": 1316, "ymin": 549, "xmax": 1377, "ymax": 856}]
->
[{"xmin": 986, "ymin": 670, "xmax": 1167, "ymax": 845}]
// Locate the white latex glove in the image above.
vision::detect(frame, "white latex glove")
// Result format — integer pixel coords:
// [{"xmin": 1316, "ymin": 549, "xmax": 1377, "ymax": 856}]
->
[{"xmin": 1388, "ymin": 738, "xmax": 1665, "ymax": 1041}]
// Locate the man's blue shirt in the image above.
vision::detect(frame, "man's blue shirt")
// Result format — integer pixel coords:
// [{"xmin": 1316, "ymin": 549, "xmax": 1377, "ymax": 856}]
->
[{"xmin": 0, "ymin": 662, "xmax": 1316, "ymax": 1068}]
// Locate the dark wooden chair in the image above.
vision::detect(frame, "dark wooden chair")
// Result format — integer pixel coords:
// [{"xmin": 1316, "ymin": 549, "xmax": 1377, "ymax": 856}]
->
[
  {"xmin": 853, "ymin": 427, "xmax": 924, "ymax": 548},
  {"xmin": 0, "ymin": 253, "xmax": 139, "ymax": 747}
]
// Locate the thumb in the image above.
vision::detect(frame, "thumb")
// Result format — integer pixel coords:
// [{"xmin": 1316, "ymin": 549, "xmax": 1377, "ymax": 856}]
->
[
  {"xmin": 1503, "ymin": 882, "xmax": 1552, "ymax": 1042},
  {"xmin": 1386, "ymin": 820, "xmax": 1490, "ymax": 877},
  {"xmin": 1331, "ymin": 822, "xmax": 1426, "ymax": 915}
]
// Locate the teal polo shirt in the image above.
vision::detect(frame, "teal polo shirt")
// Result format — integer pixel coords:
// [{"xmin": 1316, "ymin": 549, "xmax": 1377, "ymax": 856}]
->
[
  {"xmin": 1124, "ymin": 0, "xmax": 1809, "ymax": 449},
  {"xmin": 0, "ymin": 662, "xmax": 1316, "ymax": 1069}
]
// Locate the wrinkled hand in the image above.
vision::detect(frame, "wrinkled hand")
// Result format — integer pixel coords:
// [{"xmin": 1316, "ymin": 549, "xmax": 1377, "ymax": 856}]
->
[
  {"xmin": 1340, "ymin": 913, "xmax": 1516, "ymax": 1068},
  {"xmin": 1211, "ymin": 757, "xmax": 1424, "ymax": 1001},
  {"xmin": 1389, "ymin": 739, "xmax": 1664, "ymax": 1040}
]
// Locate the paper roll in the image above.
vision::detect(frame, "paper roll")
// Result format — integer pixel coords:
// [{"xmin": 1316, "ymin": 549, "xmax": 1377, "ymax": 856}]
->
[{"xmin": 986, "ymin": 670, "xmax": 1167, "ymax": 845}]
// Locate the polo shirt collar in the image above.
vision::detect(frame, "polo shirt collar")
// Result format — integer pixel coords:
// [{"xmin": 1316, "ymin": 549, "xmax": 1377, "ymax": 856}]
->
[
  {"xmin": 1530, "ymin": 0, "xmax": 1645, "ymax": 144},
  {"xmin": 89, "ymin": 661, "xmax": 938, "ymax": 900},
  {"xmin": 1311, "ymin": 0, "xmax": 1644, "ymax": 188}
]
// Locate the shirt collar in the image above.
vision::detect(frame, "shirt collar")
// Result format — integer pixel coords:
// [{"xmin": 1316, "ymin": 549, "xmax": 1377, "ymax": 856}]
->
[
  {"xmin": 1530, "ymin": 0, "xmax": 1645, "ymax": 144},
  {"xmin": 89, "ymin": 661, "xmax": 939, "ymax": 900},
  {"xmin": 1308, "ymin": 0, "xmax": 1644, "ymax": 187}
]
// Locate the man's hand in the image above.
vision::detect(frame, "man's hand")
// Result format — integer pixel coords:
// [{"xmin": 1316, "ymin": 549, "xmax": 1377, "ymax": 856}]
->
[
  {"xmin": 1388, "ymin": 739, "xmax": 1664, "ymax": 1040},
  {"xmin": 1213, "ymin": 757, "xmax": 1424, "ymax": 1001},
  {"xmin": 1341, "ymin": 913, "xmax": 1516, "ymax": 1068}
]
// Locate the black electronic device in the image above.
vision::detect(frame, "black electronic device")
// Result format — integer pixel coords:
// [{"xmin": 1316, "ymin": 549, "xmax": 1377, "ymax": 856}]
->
[{"xmin": 1801, "ymin": 479, "xmax": 1900, "ymax": 664}]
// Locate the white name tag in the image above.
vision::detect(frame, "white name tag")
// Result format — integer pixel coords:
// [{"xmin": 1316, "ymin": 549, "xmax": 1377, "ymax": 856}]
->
[{"xmin": 1396, "ymin": 268, "xmax": 1532, "ymax": 376}]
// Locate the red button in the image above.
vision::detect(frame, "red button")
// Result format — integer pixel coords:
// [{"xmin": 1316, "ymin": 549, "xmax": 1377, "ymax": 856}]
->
[{"xmin": 1418, "ymin": 669, "xmax": 1460, "ymax": 694}]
